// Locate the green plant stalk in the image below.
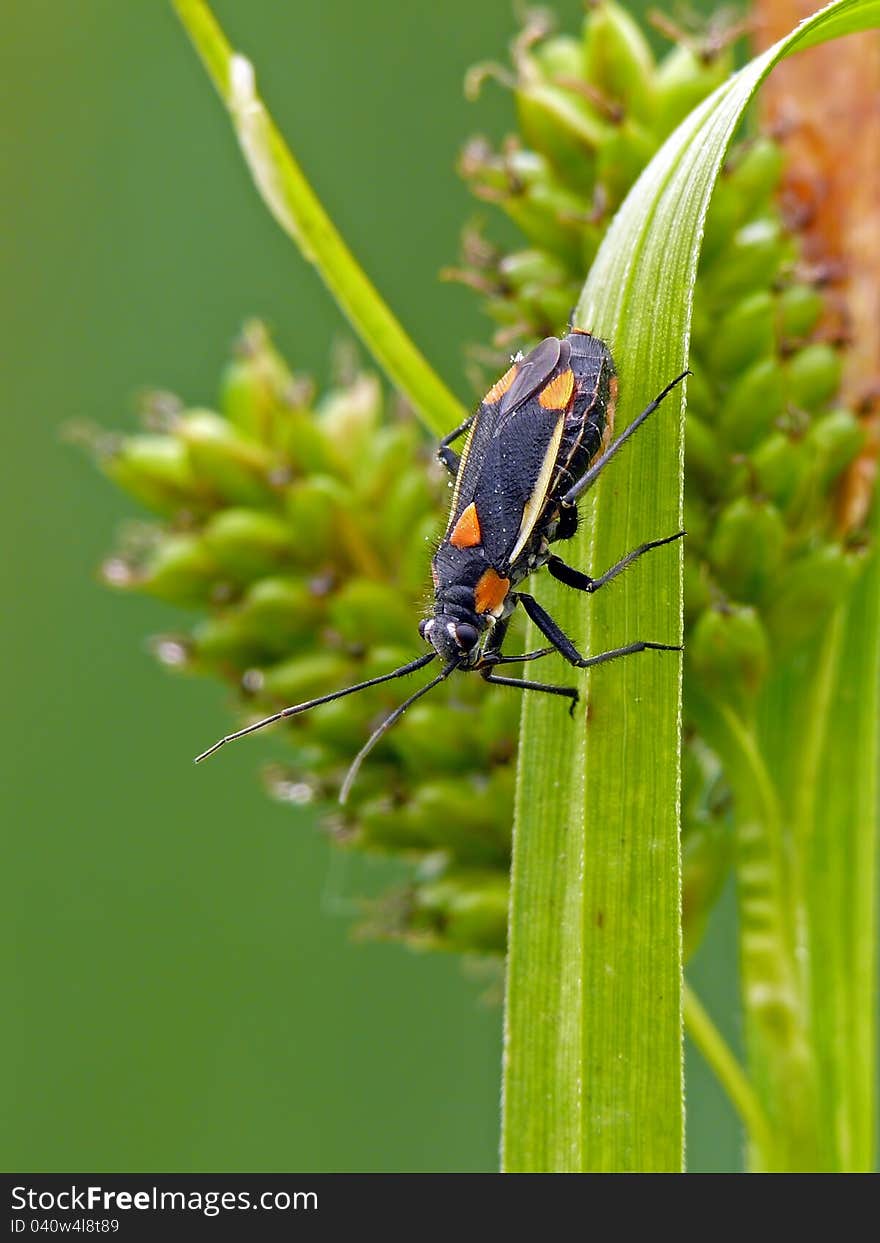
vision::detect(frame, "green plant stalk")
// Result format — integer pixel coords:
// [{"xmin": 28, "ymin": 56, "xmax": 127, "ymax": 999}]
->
[
  {"xmin": 692, "ymin": 539, "xmax": 880, "ymax": 1171},
  {"xmin": 753, "ymin": 531, "xmax": 880, "ymax": 1170},
  {"xmin": 503, "ymin": 0, "xmax": 880, "ymax": 1173},
  {"xmin": 825, "ymin": 551, "xmax": 880, "ymax": 1169},
  {"xmin": 171, "ymin": 0, "xmax": 466, "ymax": 439},
  {"xmin": 687, "ymin": 684, "xmax": 818, "ymax": 1168}
]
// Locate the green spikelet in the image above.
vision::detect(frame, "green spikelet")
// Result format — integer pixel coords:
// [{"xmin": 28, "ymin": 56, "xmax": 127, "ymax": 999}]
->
[
  {"xmin": 444, "ymin": 1, "xmax": 868, "ymax": 963},
  {"xmin": 91, "ymin": 319, "xmax": 521, "ymax": 879},
  {"xmin": 93, "ymin": 5, "xmax": 867, "ymax": 962}
]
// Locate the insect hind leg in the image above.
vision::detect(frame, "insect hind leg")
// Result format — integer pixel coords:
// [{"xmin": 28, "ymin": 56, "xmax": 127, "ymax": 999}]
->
[
  {"xmin": 547, "ymin": 531, "xmax": 685, "ymax": 594},
  {"xmin": 516, "ymin": 591, "xmax": 681, "ymax": 669},
  {"xmin": 559, "ymin": 369, "xmax": 690, "ymax": 508}
]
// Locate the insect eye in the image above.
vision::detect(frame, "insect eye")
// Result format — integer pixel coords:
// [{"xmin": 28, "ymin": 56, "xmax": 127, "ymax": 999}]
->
[
  {"xmin": 454, "ymin": 623, "xmax": 479, "ymax": 650},
  {"xmin": 419, "ymin": 619, "xmax": 434, "ymax": 641}
]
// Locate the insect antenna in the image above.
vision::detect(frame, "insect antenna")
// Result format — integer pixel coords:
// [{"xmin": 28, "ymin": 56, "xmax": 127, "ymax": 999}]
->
[
  {"xmin": 194, "ymin": 650, "xmax": 438, "ymax": 763},
  {"xmin": 339, "ymin": 660, "xmax": 459, "ymax": 804}
]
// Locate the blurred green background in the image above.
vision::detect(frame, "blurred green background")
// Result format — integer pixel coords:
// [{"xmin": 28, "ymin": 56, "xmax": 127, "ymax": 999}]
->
[{"xmin": 3, "ymin": 0, "xmax": 743, "ymax": 1171}]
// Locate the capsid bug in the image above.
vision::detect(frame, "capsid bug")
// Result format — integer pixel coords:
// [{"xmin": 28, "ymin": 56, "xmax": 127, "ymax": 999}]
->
[{"xmin": 196, "ymin": 327, "xmax": 689, "ymax": 801}]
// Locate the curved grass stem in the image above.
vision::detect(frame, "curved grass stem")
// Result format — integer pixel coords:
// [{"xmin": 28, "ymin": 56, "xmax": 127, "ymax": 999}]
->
[{"xmin": 683, "ymin": 982, "xmax": 774, "ymax": 1159}]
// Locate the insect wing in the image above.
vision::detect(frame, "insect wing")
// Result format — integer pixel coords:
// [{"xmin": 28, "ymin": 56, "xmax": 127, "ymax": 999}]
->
[
  {"xmin": 444, "ymin": 336, "xmax": 568, "ymax": 542},
  {"xmin": 472, "ymin": 401, "xmax": 567, "ymax": 567},
  {"xmin": 499, "ymin": 336, "xmax": 562, "ymax": 417}
]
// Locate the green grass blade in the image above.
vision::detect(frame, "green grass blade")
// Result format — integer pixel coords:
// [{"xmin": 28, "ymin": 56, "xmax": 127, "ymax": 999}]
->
[
  {"xmin": 171, "ymin": 0, "xmax": 466, "ymax": 438},
  {"xmin": 821, "ymin": 546, "xmax": 880, "ymax": 1169},
  {"xmin": 503, "ymin": 0, "xmax": 880, "ymax": 1173}
]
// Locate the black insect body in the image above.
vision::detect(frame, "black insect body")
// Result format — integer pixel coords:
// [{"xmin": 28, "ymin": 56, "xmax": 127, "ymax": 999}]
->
[
  {"xmin": 426, "ymin": 330, "xmax": 623, "ymax": 671},
  {"xmin": 196, "ymin": 328, "xmax": 689, "ymax": 801}
]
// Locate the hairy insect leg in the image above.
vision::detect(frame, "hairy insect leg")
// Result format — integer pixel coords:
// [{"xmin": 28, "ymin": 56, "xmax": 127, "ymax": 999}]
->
[
  {"xmin": 560, "ymin": 369, "xmax": 690, "ymax": 508},
  {"xmin": 547, "ymin": 531, "xmax": 685, "ymax": 594},
  {"xmin": 438, "ymin": 445, "xmax": 460, "ymax": 476},
  {"xmin": 516, "ymin": 592, "xmax": 587, "ymax": 664},
  {"xmin": 437, "ymin": 412, "xmax": 476, "ymax": 477},
  {"xmin": 516, "ymin": 591, "xmax": 680, "ymax": 669},
  {"xmin": 479, "ymin": 615, "xmax": 555, "ymax": 667},
  {"xmin": 480, "ymin": 667, "xmax": 579, "ymax": 716}
]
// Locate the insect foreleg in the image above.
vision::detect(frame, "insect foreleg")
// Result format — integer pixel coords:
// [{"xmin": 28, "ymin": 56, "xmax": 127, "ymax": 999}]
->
[
  {"xmin": 516, "ymin": 592, "xmax": 681, "ymax": 669},
  {"xmin": 559, "ymin": 369, "xmax": 690, "ymax": 508},
  {"xmin": 437, "ymin": 412, "xmax": 477, "ymax": 477},
  {"xmin": 482, "ymin": 646, "xmax": 556, "ymax": 666},
  {"xmin": 547, "ymin": 531, "xmax": 685, "ymax": 595},
  {"xmin": 479, "ymin": 618, "xmax": 553, "ymax": 663},
  {"xmin": 516, "ymin": 592, "xmax": 588, "ymax": 664}
]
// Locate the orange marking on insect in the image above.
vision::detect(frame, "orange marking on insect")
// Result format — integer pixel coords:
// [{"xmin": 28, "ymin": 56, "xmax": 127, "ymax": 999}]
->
[
  {"xmin": 474, "ymin": 568, "xmax": 510, "ymax": 615},
  {"xmin": 484, "ymin": 362, "xmax": 518, "ymax": 405},
  {"xmin": 538, "ymin": 368, "xmax": 575, "ymax": 410},
  {"xmin": 449, "ymin": 502, "xmax": 482, "ymax": 548}
]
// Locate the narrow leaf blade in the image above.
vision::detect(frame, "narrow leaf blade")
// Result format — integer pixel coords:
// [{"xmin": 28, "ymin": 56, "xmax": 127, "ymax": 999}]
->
[{"xmin": 503, "ymin": 0, "xmax": 880, "ymax": 1173}]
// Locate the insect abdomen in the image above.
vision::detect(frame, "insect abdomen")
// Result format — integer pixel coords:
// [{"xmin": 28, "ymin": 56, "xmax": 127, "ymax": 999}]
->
[{"xmin": 556, "ymin": 334, "xmax": 617, "ymax": 493}]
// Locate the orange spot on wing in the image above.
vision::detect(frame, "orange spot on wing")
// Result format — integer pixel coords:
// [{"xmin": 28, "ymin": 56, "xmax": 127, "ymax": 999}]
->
[
  {"xmin": 484, "ymin": 362, "xmax": 518, "ymax": 405},
  {"xmin": 449, "ymin": 502, "xmax": 482, "ymax": 548},
  {"xmin": 475, "ymin": 568, "xmax": 510, "ymax": 615},
  {"xmin": 538, "ymin": 368, "xmax": 575, "ymax": 410}
]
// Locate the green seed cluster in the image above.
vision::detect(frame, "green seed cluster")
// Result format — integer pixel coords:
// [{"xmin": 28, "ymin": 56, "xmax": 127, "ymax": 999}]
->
[
  {"xmin": 94, "ymin": 3, "xmax": 865, "ymax": 963},
  {"xmin": 95, "ymin": 321, "xmax": 516, "ymax": 953},
  {"xmin": 455, "ymin": 4, "xmax": 736, "ymax": 349},
  {"xmin": 452, "ymin": 1, "xmax": 867, "ymax": 955}
]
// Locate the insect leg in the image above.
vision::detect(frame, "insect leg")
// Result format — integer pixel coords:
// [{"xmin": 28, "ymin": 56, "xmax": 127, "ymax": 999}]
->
[
  {"xmin": 559, "ymin": 370, "xmax": 690, "ymax": 508},
  {"xmin": 480, "ymin": 618, "xmax": 554, "ymax": 666},
  {"xmin": 575, "ymin": 640, "xmax": 683, "ymax": 669},
  {"xmin": 437, "ymin": 412, "xmax": 476, "ymax": 477},
  {"xmin": 517, "ymin": 592, "xmax": 681, "ymax": 668},
  {"xmin": 482, "ymin": 614, "xmax": 511, "ymax": 658},
  {"xmin": 480, "ymin": 668, "xmax": 579, "ymax": 716},
  {"xmin": 481, "ymin": 616, "xmax": 553, "ymax": 665},
  {"xmin": 516, "ymin": 592, "xmax": 588, "ymax": 664},
  {"xmin": 438, "ymin": 447, "xmax": 460, "ymax": 476},
  {"xmin": 547, "ymin": 531, "xmax": 685, "ymax": 594}
]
